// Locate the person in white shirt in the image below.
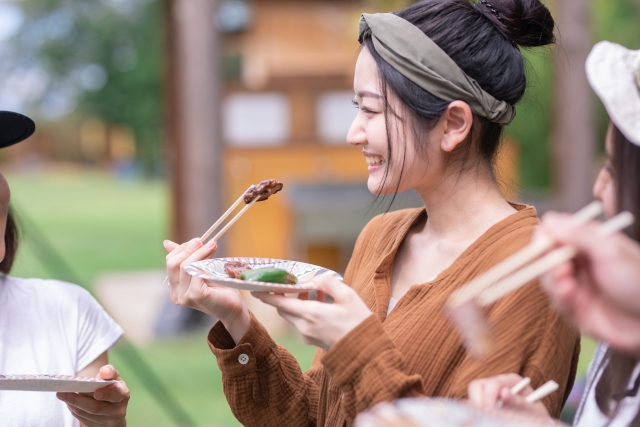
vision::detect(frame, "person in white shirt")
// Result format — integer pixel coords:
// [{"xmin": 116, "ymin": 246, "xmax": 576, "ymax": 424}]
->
[
  {"xmin": 0, "ymin": 111, "xmax": 130, "ymax": 427},
  {"xmin": 467, "ymin": 41, "xmax": 640, "ymax": 427}
]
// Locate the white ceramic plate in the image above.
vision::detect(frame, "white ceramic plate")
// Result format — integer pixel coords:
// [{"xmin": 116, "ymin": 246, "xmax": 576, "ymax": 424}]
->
[
  {"xmin": 356, "ymin": 398, "xmax": 551, "ymax": 427},
  {"xmin": 185, "ymin": 257, "xmax": 343, "ymax": 293},
  {"xmin": 0, "ymin": 374, "xmax": 118, "ymax": 393}
]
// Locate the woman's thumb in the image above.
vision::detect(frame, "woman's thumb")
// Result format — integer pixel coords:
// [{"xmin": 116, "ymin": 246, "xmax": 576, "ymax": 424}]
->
[{"xmin": 313, "ymin": 276, "xmax": 348, "ymax": 301}]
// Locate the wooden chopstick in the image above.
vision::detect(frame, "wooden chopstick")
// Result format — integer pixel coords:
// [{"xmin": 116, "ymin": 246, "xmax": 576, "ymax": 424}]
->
[
  {"xmin": 510, "ymin": 377, "xmax": 531, "ymax": 395},
  {"xmin": 477, "ymin": 211, "xmax": 635, "ymax": 306},
  {"xmin": 525, "ymin": 380, "xmax": 559, "ymax": 403},
  {"xmin": 449, "ymin": 201, "xmax": 604, "ymax": 307},
  {"xmin": 200, "ymin": 190, "xmax": 249, "ymax": 242},
  {"xmin": 211, "ymin": 198, "xmax": 258, "ymax": 242},
  {"xmin": 164, "ymin": 186, "xmax": 254, "ymax": 286}
]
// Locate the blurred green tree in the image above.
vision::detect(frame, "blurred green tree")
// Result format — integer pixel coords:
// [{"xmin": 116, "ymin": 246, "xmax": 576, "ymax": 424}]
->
[
  {"xmin": 506, "ymin": 0, "xmax": 640, "ymax": 191},
  {"xmin": 5, "ymin": 0, "xmax": 163, "ymax": 175}
]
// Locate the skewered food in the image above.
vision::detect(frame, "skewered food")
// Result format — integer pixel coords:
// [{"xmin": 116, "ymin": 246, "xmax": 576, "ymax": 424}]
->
[
  {"xmin": 243, "ymin": 180, "xmax": 283, "ymax": 204},
  {"xmin": 239, "ymin": 267, "xmax": 298, "ymax": 284},
  {"xmin": 224, "ymin": 261, "xmax": 252, "ymax": 279}
]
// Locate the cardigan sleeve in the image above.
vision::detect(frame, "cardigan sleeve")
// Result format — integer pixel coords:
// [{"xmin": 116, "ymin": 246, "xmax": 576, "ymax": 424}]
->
[{"xmin": 207, "ymin": 312, "xmax": 323, "ymax": 427}]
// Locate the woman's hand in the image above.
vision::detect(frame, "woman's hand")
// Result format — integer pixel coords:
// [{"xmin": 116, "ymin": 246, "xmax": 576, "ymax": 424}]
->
[
  {"xmin": 164, "ymin": 238, "xmax": 250, "ymax": 343},
  {"xmin": 539, "ymin": 212, "xmax": 640, "ymax": 354},
  {"xmin": 57, "ymin": 365, "xmax": 129, "ymax": 427},
  {"xmin": 467, "ymin": 373, "xmax": 549, "ymax": 417},
  {"xmin": 251, "ymin": 276, "xmax": 372, "ymax": 351}
]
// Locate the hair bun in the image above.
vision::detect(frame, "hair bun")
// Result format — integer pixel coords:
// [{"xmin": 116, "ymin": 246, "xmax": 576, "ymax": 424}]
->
[{"xmin": 477, "ymin": 0, "xmax": 555, "ymax": 47}]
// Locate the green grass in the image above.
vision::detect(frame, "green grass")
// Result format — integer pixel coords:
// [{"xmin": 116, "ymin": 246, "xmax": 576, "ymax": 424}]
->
[
  {"xmin": 3, "ymin": 169, "xmax": 600, "ymax": 426},
  {"xmin": 7, "ymin": 170, "xmax": 168, "ymax": 286}
]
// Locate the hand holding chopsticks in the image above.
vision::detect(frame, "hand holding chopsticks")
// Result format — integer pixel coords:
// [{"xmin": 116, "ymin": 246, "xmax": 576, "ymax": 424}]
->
[
  {"xmin": 162, "ymin": 180, "xmax": 284, "ymax": 341},
  {"xmin": 447, "ymin": 201, "xmax": 636, "ymax": 356},
  {"xmin": 448, "ymin": 200, "xmax": 605, "ymax": 307},
  {"xmin": 163, "ymin": 180, "xmax": 283, "ymax": 286},
  {"xmin": 162, "ymin": 189, "xmax": 252, "ymax": 286},
  {"xmin": 469, "ymin": 374, "xmax": 559, "ymax": 422}
]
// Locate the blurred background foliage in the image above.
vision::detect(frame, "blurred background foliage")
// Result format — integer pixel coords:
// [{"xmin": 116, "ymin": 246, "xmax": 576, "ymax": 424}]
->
[
  {"xmin": 4, "ymin": 0, "xmax": 639, "ymax": 185},
  {"xmin": 0, "ymin": 0, "xmax": 163, "ymax": 174}
]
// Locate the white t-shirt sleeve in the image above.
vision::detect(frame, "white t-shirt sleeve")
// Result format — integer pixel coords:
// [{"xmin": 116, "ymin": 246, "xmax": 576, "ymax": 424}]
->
[{"xmin": 75, "ymin": 287, "xmax": 124, "ymax": 372}]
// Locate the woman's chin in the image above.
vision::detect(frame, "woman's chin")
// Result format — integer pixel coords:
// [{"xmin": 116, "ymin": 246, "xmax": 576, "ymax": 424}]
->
[{"xmin": 367, "ymin": 179, "xmax": 394, "ymax": 196}]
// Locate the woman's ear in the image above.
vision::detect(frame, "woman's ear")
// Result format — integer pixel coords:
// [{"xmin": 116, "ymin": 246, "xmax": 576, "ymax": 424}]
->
[{"xmin": 439, "ymin": 101, "xmax": 473, "ymax": 153}]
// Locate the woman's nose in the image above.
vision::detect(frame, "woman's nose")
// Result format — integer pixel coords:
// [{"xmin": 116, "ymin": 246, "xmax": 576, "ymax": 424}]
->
[
  {"xmin": 346, "ymin": 115, "xmax": 366, "ymax": 146},
  {"xmin": 592, "ymin": 167, "xmax": 608, "ymax": 200}
]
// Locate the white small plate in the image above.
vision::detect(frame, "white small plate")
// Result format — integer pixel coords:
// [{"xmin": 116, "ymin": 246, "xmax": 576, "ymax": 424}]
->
[
  {"xmin": 0, "ymin": 374, "xmax": 118, "ymax": 393},
  {"xmin": 185, "ymin": 257, "xmax": 343, "ymax": 293},
  {"xmin": 357, "ymin": 398, "xmax": 551, "ymax": 426}
]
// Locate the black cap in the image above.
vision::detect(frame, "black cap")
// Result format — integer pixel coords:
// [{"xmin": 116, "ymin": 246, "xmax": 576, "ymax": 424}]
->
[{"xmin": 0, "ymin": 111, "xmax": 35, "ymax": 149}]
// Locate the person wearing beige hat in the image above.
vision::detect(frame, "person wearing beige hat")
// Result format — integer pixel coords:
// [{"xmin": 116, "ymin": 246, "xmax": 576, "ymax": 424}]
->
[{"xmin": 467, "ymin": 41, "xmax": 640, "ymax": 427}]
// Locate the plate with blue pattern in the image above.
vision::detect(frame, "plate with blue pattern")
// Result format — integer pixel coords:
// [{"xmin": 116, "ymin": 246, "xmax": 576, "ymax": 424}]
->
[
  {"xmin": 185, "ymin": 257, "xmax": 343, "ymax": 293},
  {"xmin": 0, "ymin": 374, "xmax": 118, "ymax": 393}
]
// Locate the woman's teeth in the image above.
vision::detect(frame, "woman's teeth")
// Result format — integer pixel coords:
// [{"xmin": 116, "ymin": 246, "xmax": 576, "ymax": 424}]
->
[{"xmin": 365, "ymin": 156, "xmax": 384, "ymax": 166}]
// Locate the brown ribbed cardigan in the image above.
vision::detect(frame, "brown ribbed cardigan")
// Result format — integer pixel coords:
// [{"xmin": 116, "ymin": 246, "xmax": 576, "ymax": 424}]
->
[{"xmin": 207, "ymin": 205, "xmax": 580, "ymax": 427}]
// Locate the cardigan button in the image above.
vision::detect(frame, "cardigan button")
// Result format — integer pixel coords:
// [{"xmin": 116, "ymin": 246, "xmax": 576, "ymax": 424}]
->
[{"xmin": 238, "ymin": 354, "xmax": 249, "ymax": 365}]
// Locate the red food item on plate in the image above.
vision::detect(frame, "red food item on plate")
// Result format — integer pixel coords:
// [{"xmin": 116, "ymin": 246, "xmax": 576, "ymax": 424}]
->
[{"xmin": 224, "ymin": 261, "xmax": 252, "ymax": 279}]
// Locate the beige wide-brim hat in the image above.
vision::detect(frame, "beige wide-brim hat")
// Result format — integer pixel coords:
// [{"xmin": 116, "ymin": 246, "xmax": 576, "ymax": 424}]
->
[{"xmin": 586, "ymin": 41, "xmax": 640, "ymax": 147}]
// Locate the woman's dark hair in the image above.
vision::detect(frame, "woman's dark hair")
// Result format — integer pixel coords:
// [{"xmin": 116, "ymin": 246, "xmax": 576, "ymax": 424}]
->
[
  {"xmin": 0, "ymin": 205, "xmax": 20, "ymax": 274},
  {"xmin": 593, "ymin": 123, "xmax": 640, "ymax": 426},
  {"xmin": 360, "ymin": 0, "xmax": 555, "ymax": 198}
]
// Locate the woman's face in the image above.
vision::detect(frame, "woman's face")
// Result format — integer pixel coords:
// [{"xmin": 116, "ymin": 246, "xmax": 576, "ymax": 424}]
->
[
  {"xmin": 0, "ymin": 173, "xmax": 9, "ymax": 262},
  {"xmin": 347, "ymin": 49, "xmax": 443, "ymax": 196},
  {"xmin": 593, "ymin": 122, "xmax": 617, "ymax": 218}
]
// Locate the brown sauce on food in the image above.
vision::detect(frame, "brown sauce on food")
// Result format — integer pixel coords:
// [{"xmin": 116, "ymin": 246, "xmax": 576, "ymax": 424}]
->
[{"xmin": 243, "ymin": 180, "xmax": 283, "ymax": 204}]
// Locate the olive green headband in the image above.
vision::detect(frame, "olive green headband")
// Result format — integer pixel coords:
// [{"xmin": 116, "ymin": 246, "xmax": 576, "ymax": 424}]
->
[{"xmin": 358, "ymin": 13, "xmax": 516, "ymax": 126}]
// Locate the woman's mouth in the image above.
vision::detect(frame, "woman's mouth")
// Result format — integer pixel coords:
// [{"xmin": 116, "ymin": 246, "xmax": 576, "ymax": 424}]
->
[{"xmin": 365, "ymin": 155, "xmax": 385, "ymax": 172}]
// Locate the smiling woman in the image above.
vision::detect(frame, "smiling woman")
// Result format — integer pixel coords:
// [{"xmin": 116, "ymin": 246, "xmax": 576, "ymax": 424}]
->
[{"xmin": 165, "ymin": 1, "xmax": 580, "ymax": 426}]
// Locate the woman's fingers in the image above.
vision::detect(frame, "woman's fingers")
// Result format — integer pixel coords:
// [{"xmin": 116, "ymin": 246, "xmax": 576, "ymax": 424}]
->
[
  {"xmin": 166, "ymin": 237, "xmax": 216, "ymax": 301},
  {"xmin": 316, "ymin": 290, "xmax": 327, "ymax": 303},
  {"xmin": 253, "ymin": 292, "xmax": 308, "ymax": 314},
  {"xmin": 176, "ymin": 239, "xmax": 218, "ymax": 300},
  {"xmin": 64, "ymin": 410, "xmax": 103, "ymax": 427},
  {"xmin": 57, "ymin": 392, "xmax": 124, "ymax": 417},
  {"xmin": 166, "ymin": 238, "xmax": 200, "ymax": 282},
  {"xmin": 64, "ymin": 402, "xmax": 122, "ymax": 427},
  {"xmin": 467, "ymin": 379, "xmax": 487, "ymax": 409},
  {"xmin": 467, "ymin": 374, "xmax": 525, "ymax": 410},
  {"xmin": 163, "ymin": 239, "xmax": 181, "ymax": 253},
  {"xmin": 313, "ymin": 276, "xmax": 352, "ymax": 302},
  {"xmin": 93, "ymin": 365, "xmax": 129, "ymax": 403}
]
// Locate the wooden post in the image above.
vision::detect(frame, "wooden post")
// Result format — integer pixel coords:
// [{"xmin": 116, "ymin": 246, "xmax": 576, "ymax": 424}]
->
[
  {"xmin": 165, "ymin": 0, "xmax": 222, "ymax": 244},
  {"xmin": 551, "ymin": 0, "xmax": 596, "ymax": 212}
]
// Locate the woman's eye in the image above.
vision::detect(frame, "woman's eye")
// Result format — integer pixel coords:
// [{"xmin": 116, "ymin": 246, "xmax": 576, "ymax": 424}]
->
[
  {"xmin": 603, "ymin": 162, "xmax": 613, "ymax": 174},
  {"xmin": 352, "ymin": 100, "xmax": 377, "ymax": 114}
]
